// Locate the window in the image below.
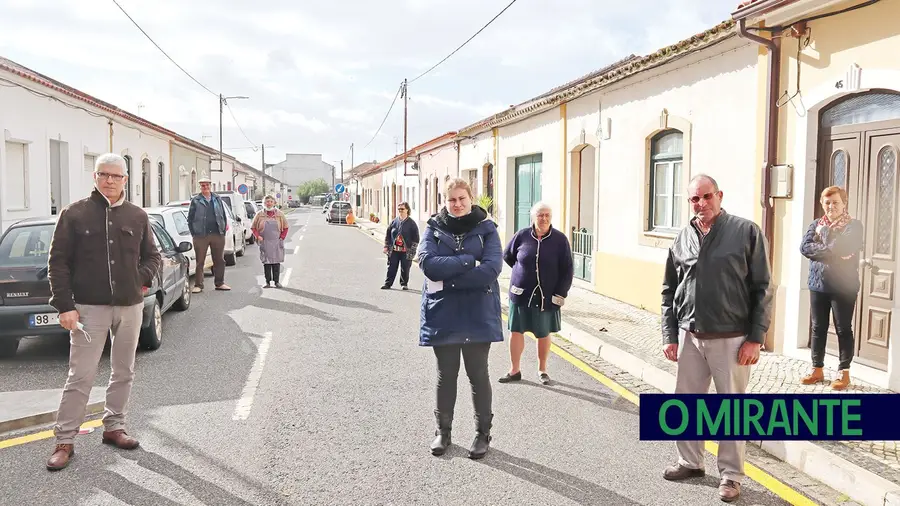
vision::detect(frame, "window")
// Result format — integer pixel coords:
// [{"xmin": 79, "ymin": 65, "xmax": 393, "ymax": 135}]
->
[
  {"xmin": 4, "ymin": 141, "xmax": 29, "ymax": 209},
  {"xmin": 152, "ymin": 223, "xmax": 176, "ymax": 252},
  {"xmin": 0, "ymin": 224, "xmax": 53, "ymax": 267},
  {"xmin": 158, "ymin": 162, "xmax": 165, "ymax": 205},
  {"xmin": 123, "ymin": 155, "xmax": 132, "ymax": 202},
  {"xmin": 84, "ymin": 154, "xmax": 96, "ymax": 172},
  {"xmin": 173, "ymin": 211, "xmax": 191, "ymax": 236},
  {"xmin": 649, "ymin": 130, "xmax": 684, "ymax": 231}
]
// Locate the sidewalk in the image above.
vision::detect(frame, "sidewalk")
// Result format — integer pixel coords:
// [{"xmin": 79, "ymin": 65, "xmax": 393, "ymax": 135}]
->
[
  {"xmin": 0, "ymin": 387, "xmax": 105, "ymax": 435},
  {"xmin": 355, "ymin": 216, "xmax": 900, "ymax": 506}
]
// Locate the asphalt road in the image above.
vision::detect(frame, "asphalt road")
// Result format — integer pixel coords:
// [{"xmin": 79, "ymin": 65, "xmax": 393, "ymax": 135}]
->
[{"xmin": 0, "ymin": 207, "xmax": 796, "ymax": 505}]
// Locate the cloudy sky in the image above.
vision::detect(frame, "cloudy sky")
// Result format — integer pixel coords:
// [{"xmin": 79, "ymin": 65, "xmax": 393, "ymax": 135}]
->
[{"xmin": 0, "ymin": 0, "xmax": 741, "ymax": 174}]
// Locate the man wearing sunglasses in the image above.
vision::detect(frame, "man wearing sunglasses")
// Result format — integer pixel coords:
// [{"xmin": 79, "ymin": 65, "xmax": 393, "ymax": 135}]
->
[{"xmin": 660, "ymin": 174, "xmax": 772, "ymax": 503}]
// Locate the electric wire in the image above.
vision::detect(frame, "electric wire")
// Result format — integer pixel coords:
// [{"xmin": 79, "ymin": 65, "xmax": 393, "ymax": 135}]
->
[
  {"xmin": 225, "ymin": 102, "xmax": 257, "ymax": 150},
  {"xmin": 362, "ymin": 83, "xmax": 402, "ymax": 149}
]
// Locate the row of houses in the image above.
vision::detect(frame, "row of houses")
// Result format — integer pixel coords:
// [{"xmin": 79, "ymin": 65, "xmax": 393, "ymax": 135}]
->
[
  {"xmin": 0, "ymin": 56, "xmax": 289, "ymax": 234},
  {"xmin": 350, "ymin": 0, "xmax": 900, "ymax": 390}
]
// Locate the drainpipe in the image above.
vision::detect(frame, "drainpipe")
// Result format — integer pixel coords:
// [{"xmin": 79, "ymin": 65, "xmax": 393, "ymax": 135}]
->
[{"xmin": 738, "ymin": 17, "xmax": 781, "ymax": 351}]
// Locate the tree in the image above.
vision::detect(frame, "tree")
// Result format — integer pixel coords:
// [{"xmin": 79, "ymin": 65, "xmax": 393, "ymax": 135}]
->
[{"xmin": 297, "ymin": 178, "xmax": 330, "ymax": 203}]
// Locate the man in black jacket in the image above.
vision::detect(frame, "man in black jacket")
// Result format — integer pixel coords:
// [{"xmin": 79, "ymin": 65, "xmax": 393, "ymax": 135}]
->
[
  {"xmin": 46, "ymin": 153, "xmax": 161, "ymax": 471},
  {"xmin": 660, "ymin": 174, "xmax": 772, "ymax": 503}
]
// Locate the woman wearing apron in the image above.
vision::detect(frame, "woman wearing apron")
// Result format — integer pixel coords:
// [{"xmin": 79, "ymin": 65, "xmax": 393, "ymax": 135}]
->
[{"xmin": 251, "ymin": 195, "xmax": 289, "ymax": 288}]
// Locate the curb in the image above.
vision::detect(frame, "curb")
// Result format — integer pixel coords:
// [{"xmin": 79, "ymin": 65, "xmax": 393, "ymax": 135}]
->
[
  {"xmin": 532, "ymin": 300, "xmax": 900, "ymax": 506},
  {"xmin": 0, "ymin": 400, "xmax": 105, "ymax": 435}
]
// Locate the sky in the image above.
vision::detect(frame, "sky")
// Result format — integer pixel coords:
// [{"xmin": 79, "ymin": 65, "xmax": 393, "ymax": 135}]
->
[{"xmin": 0, "ymin": 0, "xmax": 742, "ymax": 175}]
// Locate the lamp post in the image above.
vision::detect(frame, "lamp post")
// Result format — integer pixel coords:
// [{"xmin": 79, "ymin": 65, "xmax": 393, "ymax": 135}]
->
[{"xmin": 218, "ymin": 94, "xmax": 249, "ymax": 189}]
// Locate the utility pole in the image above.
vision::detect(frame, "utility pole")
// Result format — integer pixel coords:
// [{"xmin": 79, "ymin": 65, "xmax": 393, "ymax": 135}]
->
[
  {"xmin": 340, "ymin": 160, "xmax": 344, "ymax": 185},
  {"xmin": 261, "ymin": 144, "xmax": 266, "ymax": 197},
  {"xmin": 402, "ymin": 78, "xmax": 408, "ymax": 176},
  {"xmin": 217, "ymin": 94, "xmax": 249, "ymax": 175}
]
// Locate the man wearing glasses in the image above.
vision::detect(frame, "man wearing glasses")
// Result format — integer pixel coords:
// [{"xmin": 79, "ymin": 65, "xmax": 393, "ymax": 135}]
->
[
  {"xmin": 659, "ymin": 174, "xmax": 772, "ymax": 502},
  {"xmin": 46, "ymin": 153, "xmax": 161, "ymax": 470},
  {"xmin": 187, "ymin": 177, "xmax": 230, "ymax": 292}
]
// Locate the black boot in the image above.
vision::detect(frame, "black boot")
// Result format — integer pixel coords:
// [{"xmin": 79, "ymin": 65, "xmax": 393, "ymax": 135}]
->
[
  {"xmin": 273, "ymin": 264, "xmax": 282, "ymax": 288},
  {"xmin": 430, "ymin": 410, "xmax": 452, "ymax": 456},
  {"xmin": 468, "ymin": 413, "xmax": 492, "ymax": 459}
]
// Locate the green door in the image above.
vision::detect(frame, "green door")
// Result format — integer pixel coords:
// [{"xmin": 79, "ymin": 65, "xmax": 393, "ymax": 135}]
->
[{"xmin": 515, "ymin": 154, "xmax": 542, "ymax": 231}]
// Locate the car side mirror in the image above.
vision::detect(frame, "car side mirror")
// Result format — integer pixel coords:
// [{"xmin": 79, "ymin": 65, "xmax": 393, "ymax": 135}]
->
[{"xmin": 176, "ymin": 241, "xmax": 193, "ymax": 253}]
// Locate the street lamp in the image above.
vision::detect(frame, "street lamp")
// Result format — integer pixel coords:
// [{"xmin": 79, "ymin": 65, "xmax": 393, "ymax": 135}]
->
[{"xmin": 218, "ymin": 94, "xmax": 249, "ymax": 190}]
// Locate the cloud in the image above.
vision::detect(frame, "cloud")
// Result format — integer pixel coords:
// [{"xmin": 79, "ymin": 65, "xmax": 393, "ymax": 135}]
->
[{"xmin": 0, "ymin": 0, "xmax": 742, "ymax": 168}]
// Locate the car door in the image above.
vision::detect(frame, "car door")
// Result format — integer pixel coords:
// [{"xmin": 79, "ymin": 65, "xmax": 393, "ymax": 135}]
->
[{"xmin": 150, "ymin": 222, "xmax": 179, "ymax": 308}]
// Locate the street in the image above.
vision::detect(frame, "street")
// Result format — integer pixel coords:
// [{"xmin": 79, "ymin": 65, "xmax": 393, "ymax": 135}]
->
[{"xmin": 0, "ymin": 207, "xmax": 796, "ymax": 505}]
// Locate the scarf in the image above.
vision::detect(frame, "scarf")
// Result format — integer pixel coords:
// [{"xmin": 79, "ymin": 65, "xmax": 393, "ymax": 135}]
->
[
  {"xmin": 434, "ymin": 205, "xmax": 487, "ymax": 235},
  {"xmin": 819, "ymin": 211, "xmax": 852, "ymax": 230}
]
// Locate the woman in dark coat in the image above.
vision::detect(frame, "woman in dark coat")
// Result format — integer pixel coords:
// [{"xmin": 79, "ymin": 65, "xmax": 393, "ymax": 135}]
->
[
  {"xmin": 417, "ymin": 178, "xmax": 503, "ymax": 459},
  {"xmin": 799, "ymin": 185, "xmax": 864, "ymax": 390},
  {"xmin": 499, "ymin": 201, "xmax": 573, "ymax": 385},
  {"xmin": 382, "ymin": 201, "xmax": 419, "ymax": 290}
]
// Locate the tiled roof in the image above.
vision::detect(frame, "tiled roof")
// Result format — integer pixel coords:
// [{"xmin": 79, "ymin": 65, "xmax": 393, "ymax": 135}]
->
[
  {"xmin": 357, "ymin": 131, "xmax": 457, "ymax": 177},
  {"xmin": 458, "ymin": 19, "xmax": 737, "ymax": 134},
  {"xmin": 0, "ymin": 56, "xmax": 218, "ymax": 157}
]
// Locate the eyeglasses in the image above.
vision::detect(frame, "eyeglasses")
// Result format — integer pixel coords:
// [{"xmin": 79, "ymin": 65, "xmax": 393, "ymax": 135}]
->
[
  {"xmin": 398, "ymin": 207, "xmax": 408, "ymax": 212},
  {"xmin": 95, "ymin": 172, "xmax": 125, "ymax": 181},
  {"xmin": 688, "ymin": 193, "xmax": 717, "ymax": 204}
]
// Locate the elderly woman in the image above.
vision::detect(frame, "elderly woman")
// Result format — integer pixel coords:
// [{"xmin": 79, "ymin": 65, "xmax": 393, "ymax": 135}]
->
[
  {"xmin": 499, "ymin": 202, "xmax": 573, "ymax": 386},
  {"xmin": 799, "ymin": 185, "xmax": 864, "ymax": 390},
  {"xmin": 382, "ymin": 201, "xmax": 419, "ymax": 290},
  {"xmin": 251, "ymin": 195, "xmax": 289, "ymax": 288},
  {"xmin": 417, "ymin": 178, "xmax": 503, "ymax": 460}
]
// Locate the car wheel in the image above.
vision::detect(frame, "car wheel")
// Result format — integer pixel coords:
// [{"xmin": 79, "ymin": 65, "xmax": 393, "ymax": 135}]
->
[
  {"xmin": 173, "ymin": 277, "xmax": 191, "ymax": 311},
  {"xmin": 236, "ymin": 235, "xmax": 245, "ymax": 257},
  {"xmin": 225, "ymin": 252, "xmax": 236, "ymax": 266},
  {"xmin": 139, "ymin": 299, "xmax": 162, "ymax": 350},
  {"xmin": 0, "ymin": 339, "xmax": 20, "ymax": 358}
]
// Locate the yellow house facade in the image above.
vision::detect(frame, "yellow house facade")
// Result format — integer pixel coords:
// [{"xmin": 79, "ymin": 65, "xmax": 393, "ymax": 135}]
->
[{"xmin": 733, "ymin": 0, "xmax": 900, "ymax": 389}]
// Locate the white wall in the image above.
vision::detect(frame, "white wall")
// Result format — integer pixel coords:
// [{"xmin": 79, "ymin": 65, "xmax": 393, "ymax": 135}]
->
[
  {"xmin": 497, "ymin": 109, "xmax": 563, "ymax": 241},
  {"xmin": 566, "ymin": 37, "xmax": 760, "ymax": 264},
  {"xmin": 0, "ymin": 74, "xmax": 109, "ymax": 232}
]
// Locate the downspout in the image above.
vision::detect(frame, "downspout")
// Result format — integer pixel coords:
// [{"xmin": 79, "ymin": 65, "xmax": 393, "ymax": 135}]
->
[
  {"xmin": 738, "ymin": 18, "xmax": 779, "ymax": 264},
  {"xmin": 108, "ymin": 119, "xmax": 114, "ymax": 151},
  {"xmin": 738, "ymin": 17, "xmax": 781, "ymax": 351}
]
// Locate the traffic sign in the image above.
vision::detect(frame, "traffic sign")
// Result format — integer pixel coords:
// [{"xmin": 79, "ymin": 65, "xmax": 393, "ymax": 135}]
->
[
  {"xmin": 341, "ymin": 192, "xmax": 350, "ymax": 201},
  {"xmin": 288, "ymin": 195, "xmax": 292, "ymax": 200},
  {"xmin": 238, "ymin": 184, "xmax": 248, "ymax": 194},
  {"xmin": 335, "ymin": 183, "xmax": 345, "ymax": 193},
  {"xmin": 276, "ymin": 193, "xmax": 281, "ymax": 198}
]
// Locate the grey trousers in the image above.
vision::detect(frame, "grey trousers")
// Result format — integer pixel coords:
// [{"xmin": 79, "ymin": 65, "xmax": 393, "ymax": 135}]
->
[
  {"xmin": 674, "ymin": 331, "xmax": 752, "ymax": 483},
  {"xmin": 53, "ymin": 303, "xmax": 143, "ymax": 444}
]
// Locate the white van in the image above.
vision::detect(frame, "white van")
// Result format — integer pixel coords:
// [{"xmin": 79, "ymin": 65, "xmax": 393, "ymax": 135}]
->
[{"xmin": 215, "ymin": 191, "xmax": 252, "ymax": 245}]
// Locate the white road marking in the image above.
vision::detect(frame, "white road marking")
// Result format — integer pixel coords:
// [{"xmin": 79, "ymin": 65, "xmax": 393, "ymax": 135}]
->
[
  {"xmin": 298, "ymin": 235, "xmax": 304, "ymax": 241},
  {"xmin": 233, "ymin": 331, "xmax": 273, "ymax": 421},
  {"xmin": 293, "ymin": 246, "xmax": 300, "ymax": 254},
  {"xmin": 282, "ymin": 268, "xmax": 293, "ymax": 286}
]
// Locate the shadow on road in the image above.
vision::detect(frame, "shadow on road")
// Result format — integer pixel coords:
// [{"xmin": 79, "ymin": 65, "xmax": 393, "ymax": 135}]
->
[
  {"xmin": 474, "ymin": 447, "xmax": 643, "ymax": 505},
  {"xmin": 511, "ymin": 379, "xmax": 639, "ymax": 416},
  {"xmin": 278, "ymin": 287, "xmax": 389, "ymax": 313},
  {"xmin": 250, "ymin": 297, "xmax": 339, "ymax": 323}
]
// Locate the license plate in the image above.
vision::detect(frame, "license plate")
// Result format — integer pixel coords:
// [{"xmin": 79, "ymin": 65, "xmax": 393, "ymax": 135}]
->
[{"xmin": 29, "ymin": 313, "xmax": 58, "ymax": 327}]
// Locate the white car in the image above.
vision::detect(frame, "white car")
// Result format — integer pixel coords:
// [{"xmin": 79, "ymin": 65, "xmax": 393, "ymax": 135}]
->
[
  {"xmin": 145, "ymin": 206, "xmax": 213, "ymax": 276},
  {"xmin": 166, "ymin": 200, "xmax": 245, "ymax": 266}
]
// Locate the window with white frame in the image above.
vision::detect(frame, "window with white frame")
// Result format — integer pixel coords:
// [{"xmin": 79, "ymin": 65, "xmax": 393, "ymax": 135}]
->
[
  {"xmin": 648, "ymin": 130, "xmax": 684, "ymax": 232},
  {"xmin": 5, "ymin": 141, "xmax": 29, "ymax": 210}
]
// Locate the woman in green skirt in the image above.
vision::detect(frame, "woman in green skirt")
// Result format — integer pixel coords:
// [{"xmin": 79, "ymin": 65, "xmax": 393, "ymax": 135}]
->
[{"xmin": 499, "ymin": 202, "xmax": 574, "ymax": 385}]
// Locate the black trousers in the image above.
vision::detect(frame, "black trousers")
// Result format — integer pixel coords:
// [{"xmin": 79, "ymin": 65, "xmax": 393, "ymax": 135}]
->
[
  {"xmin": 263, "ymin": 263, "xmax": 281, "ymax": 284},
  {"xmin": 810, "ymin": 290, "xmax": 857, "ymax": 370},
  {"xmin": 385, "ymin": 251, "xmax": 411, "ymax": 287},
  {"xmin": 433, "ymin": 343, "xmax": 493, "ymax": 433}
]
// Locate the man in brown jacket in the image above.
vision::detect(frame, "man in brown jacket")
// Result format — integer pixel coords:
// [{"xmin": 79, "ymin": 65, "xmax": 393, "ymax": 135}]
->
[{"xmin": 45, "ymin": 153, "xmax": 161, "ymax": 471}]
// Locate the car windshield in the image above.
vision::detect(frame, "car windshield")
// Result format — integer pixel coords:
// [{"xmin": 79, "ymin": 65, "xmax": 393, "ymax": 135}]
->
[{"xmin": 0, "ymin": 224, "xmax": 54, "ymax": 268}]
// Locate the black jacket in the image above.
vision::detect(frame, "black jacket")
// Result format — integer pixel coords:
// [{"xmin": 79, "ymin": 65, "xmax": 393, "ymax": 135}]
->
[
  {"xmin": 661, "ymin": 210, "xmax": 773, "ymax": 345},
  {"xmin": 384, "ymin": 217, "xmax": 420, "ymax": 253},
  {"xmin": 800, "ymin": 218, "xmax": 864, "ymax": 294}
]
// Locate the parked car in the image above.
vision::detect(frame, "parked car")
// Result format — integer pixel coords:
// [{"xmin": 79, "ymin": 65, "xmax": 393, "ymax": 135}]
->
[
  {"xmin": 145, "ymin": 206, "xmax": 213, "ymax": 275},
  {"xmin": 243, "ymin": 200, "xmax": 260, "ymax": 243},
  {"xmin": 166, "ymin": 199, "xmax": 245, "ymax": 266},
  {"xmin": 216, "ymin": 191, "xmax": 252, "ymax": 245},
  {"xmin": 0, "ymin": 216, "xmax": 192, "ymax": 358},
  {"xmin": 327, "ymin": 201, "xmax": 352, "ymax": 224}
]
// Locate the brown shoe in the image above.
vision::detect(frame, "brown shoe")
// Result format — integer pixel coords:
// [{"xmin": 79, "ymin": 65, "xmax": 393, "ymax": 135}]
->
[
  {"xmin": 663, "ymin": 463, "xmax": 705, "ymax": 480},
  {"xmin": 719, "ymin": 479, "xmax": 741, "ymax": 502},
  {"xmin": 101, "ymin": 429, "xmax": 140, "ymax": 450},
  {"xmin": 832, "ymin": 369, "xmax": 851, "ymax": 390},
  {"xmin": 46, "ymin": 444, "xmax": 74, "ymax": 471},
  {"xmin": 800, "ymin": 367, "xmax": 824, "ymax": 385},
  {"xmin": 215, "ymin": 284, "xmax": 231, "ymax": 291}
]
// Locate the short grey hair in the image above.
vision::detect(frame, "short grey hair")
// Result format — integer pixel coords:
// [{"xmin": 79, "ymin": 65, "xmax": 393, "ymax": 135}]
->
[
  {"xmin": 689, "ymin": 173, "xmax": 719, "ymax": 192},
  {"xmin": 95, "ymin": 153, "xmax": 127, "ymax": 174},
  {"xmin": 530, "ymin": 201, "xmax": 552, "ymax": 223}
]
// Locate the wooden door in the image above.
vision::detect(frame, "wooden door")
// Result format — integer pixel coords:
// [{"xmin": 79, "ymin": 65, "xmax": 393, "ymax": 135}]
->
[
  {"xmin": 515, "ymin": 154, "xmax": 542, "ymax": 231},
  {"xmin": 857, "ymin": 128, "xmax": 900, "ymax": 370},
  {"xmin": 817, "ymin": 132, "xmax": 862, "ymax": 357}
]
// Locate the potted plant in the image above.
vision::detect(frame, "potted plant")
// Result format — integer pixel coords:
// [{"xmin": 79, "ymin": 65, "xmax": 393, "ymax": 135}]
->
[{"xmin": 476, "ymin": 195, "xmax": 495, "ymax": 222}]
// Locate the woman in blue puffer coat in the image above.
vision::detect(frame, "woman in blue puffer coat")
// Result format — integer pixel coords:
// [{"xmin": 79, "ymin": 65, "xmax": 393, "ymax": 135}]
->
[{"xmin": 417, "ymin": 178, "xmax": 503, "ymax": 460}]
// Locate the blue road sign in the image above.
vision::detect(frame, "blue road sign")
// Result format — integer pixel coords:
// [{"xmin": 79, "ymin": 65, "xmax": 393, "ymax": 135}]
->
[
  {"xmin": 335, "ymin": 183, "xmax": 345, "ymax": 193},
  {"xmin": 238, "ymin": 184, "xmax": 248, "ymax": 194},
  {"xmin": 276, "ymin": 193, "xmax": 281, "ymax": 198}
]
